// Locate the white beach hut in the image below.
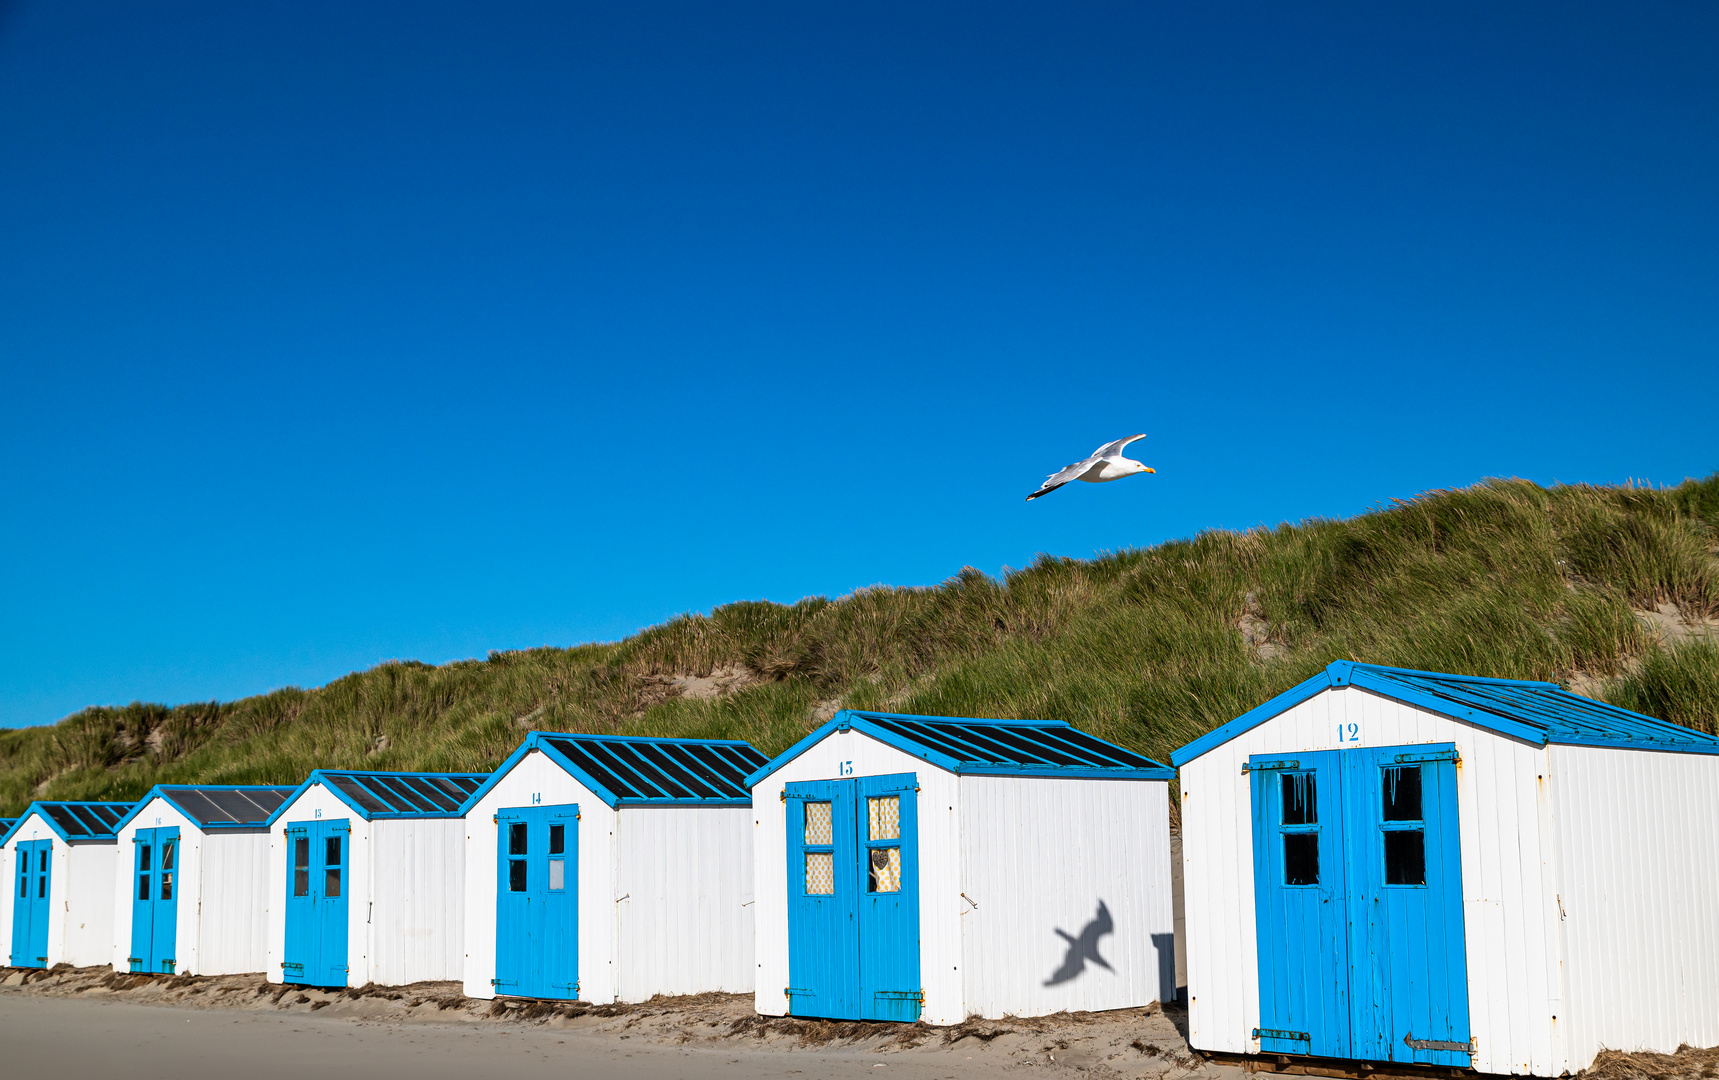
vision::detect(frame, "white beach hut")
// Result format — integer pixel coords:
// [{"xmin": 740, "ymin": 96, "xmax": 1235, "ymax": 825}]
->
[
  {"xmin": 1, "ymin": 801, "xmax": 135, "ymax": 969},
  {"xmin": 460, "ymin": 731, "xmax": 767, "ymax": 1003},
  {"xmin": 109, "ymin": 784, "xmax": 297, "ymax": 976},
  {"xmin": 262, "ymin": 770, "xmax": 488, "ymax": 988},
  {"xmin": 749, "ymin": 709, "xmax": 1177, "ymax": 1025},
  {"xmin": 1172, "ymin": 660, "xmax": 1719, "ymax": 1077}
]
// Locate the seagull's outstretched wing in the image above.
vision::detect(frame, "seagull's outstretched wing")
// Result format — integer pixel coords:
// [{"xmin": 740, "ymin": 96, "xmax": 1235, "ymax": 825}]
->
[
  {"xmin": 1091, "ymin": 433, "xmax": 1147, "ymax": 459},
  {"xmin": 1026, "ymin": 456, "xmax": 1099, "ymax": 501}
]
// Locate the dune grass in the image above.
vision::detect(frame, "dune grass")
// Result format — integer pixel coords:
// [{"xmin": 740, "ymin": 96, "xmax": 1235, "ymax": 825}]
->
[{"xmin": 2, "ymin": 474, "xmax": 1715, "ymax": 815}]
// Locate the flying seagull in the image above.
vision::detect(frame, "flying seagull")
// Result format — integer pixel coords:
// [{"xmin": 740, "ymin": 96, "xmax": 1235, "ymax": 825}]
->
[{"xmin": 1025, "ymin": 434, "xmax": 1155, "ymax": 501}]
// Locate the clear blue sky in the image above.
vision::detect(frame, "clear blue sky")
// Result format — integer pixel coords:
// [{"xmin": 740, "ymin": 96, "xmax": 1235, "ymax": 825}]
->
[{"xmin": 2, "ymin": 2, "xmax": 1715, "ymax": 728}]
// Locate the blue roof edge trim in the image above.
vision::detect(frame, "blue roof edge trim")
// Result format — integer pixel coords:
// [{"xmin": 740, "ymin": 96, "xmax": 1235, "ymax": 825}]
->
[
  {"xmin": 1169, "ymin": 669, "xmax": 1338, "ymax": 768},
  {"xmin": 744, "ymin": 710, "xmax": 1174, "ymax": 788},
  {"xmin": 2, "ymin": 800, "xmax": 138, "ymax": 844},
  {"xmin": 264, "ymin": 770, "xmax": 491, "ymax": 825},
  {"xmin": 113, "ymin": 785, "xmax": 297, "ymax": 833},
  {"xmin": 1169, "ymin": 661, "xmax": 1719, "ymax": 767},
  {"xmin": 456, "ymin": 731, "xmax": 766, "ymax": 814}
]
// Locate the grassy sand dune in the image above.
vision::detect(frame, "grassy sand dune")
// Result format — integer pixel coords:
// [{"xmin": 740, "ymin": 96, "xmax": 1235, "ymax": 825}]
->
[{"xmin": 3, "ymin": 475, "xmax": 1716, "ymax": 814}]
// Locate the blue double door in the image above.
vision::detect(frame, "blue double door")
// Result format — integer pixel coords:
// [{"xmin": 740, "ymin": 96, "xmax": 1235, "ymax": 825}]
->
[
  {"xmin": 10, "ymin": 839, "xmax": 51, "ymax": 968},
  {"xmin": 785, "ymin": 772, "xmax": 920, "ymax": 1021},
  {"xmin": 494, "ymin": 804, "xmax": 579, "ymax": 1000},
  {"xmin": 1251, "ymin": 743, "xmax": 1470, "ymax": 1066},
  {"xmin": 283, "ymin": 818, "xmax": 350, "ymax": 986},
  {"xmin": 130, "ymin": 827, "xmax": 180, "ymax": 973}
]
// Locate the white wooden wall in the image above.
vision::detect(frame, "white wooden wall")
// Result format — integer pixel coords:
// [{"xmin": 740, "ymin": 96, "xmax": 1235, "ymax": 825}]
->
[
  {"xmin": 751, "ymin": 730, "xmax": 964, "ymax": 1025},
  {"xmin": 1178, "ymin": 686, "xmax": 1567, "ymax": 1077},
  {"xmin": 462, "ymin": 753, "xmax": 617, "ymax": 1001},
  {"xmin": 64, "ymin": 841, "xmax": 117, "ymax": 966},
  {"xmin": 2, "ymin": 814, "xmax": 118, "ymax": 969},
  {"xmin": 958, "ymin": 775, "xmax": 1174, "ymax": 1019},
  {"xmin": 265, "ymin": 784, "xmax": 373, "ymax": 987},
  {"xmin": 1550, "ymin": 744, "xmax": 1719, "ymax": 1068},
  {"xmin": 615, "ymin": 804, "xmax": 755, "ymax": 1001},
  {"xmin": 196, "ymin": 830, "xmax": 273, "ymax": 975},
  {"xmin": 368, "ymin": 818, "xmax": 466, "ymax": 985}
]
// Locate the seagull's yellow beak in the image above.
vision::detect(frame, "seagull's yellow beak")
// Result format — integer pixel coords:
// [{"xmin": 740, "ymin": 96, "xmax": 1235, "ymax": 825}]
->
[{"xmin": 1145, "ymin": 467, "xmax": 1156, "ymax": 474}]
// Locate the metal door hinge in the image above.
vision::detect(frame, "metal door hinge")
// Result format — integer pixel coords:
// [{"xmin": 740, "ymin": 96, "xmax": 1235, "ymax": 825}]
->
[
  {"xmin": 1244, "ymin": 760, "xmax": 1301, "ymax": 772},
  {"xmin": 1404, "ymin": 1032, "xmax": 1475, "ymax": 1054},
  {"xmin": 1394, "ymin": 750, "xmax": 1460, "ymax": 765},
  {"xmin": 1254, "ymin": 1028, "xmax": 1311, "ymax": 1043}
]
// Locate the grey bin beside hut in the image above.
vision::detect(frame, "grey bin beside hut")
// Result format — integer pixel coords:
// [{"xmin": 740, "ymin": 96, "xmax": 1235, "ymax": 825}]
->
[
  {"xmin": 1, "ymin": 801, "xmax": 136, "ymax": 969},
  {"xmin": 749, "ymin": 709, "xmax": 1177, "ymax": 1026},
  {"xmin": 110, "ymin": 784, "xmax": 298, "ymax": 976},
  {"xmin": 1173, "ymin": 660, "xmax": 1719, "ymax": 1077}
]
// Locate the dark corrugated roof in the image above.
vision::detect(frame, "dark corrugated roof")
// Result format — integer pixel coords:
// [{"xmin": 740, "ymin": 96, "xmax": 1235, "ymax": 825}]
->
[
  {"xmin": 539, "ymin": 735, "xmax": 768, "ymax": 803},
  {"xmin": 160, "ymin": 786, "xmax": 298, "ymax": 827},
  {"xmin": 1360, "ymin": 665, "xmax": 1719, "ymax": 749},
  {"xmin": 20, "ymin": 802, "xmax": 135, "ymax": 841},
  {"xmin": 747, "ymin": 711, "xmax": 1176, "ymax": 786},
  {"xmin": 316, "ymin": 771, "xmax": 488, "ymax": 817}
]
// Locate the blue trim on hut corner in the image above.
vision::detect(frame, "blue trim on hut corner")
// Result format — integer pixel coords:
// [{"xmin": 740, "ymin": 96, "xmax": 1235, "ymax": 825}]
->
[
  {"xmin": 744, "ymin": 709, "xmax": 1175, "ymax": 788},
  {"xmin": 1169, "ymin": 661, "xmax": 1719, "ymax": 768},
  {"xmin": 457, "ymin": 731, "xmax": 768, "ymax": 813},
  {"xmin": 264, "ymin": 770, "xmax": 491, "ymax": 826},
  {"xmin": 113, "ymin": 784, "xmax": 300, "ymax": 834}
]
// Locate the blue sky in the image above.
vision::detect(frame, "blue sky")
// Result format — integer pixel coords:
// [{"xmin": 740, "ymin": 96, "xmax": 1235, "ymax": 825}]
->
[{"xmin": 2, "ymin": 2, "xmax": 1715, "ymax": 728}]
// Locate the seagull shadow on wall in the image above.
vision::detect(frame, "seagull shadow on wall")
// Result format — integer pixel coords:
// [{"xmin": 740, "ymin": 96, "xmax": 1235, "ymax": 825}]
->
[{"xmin": 1044, "ymin": 900, "xmax": 1114, "ymax": 986}]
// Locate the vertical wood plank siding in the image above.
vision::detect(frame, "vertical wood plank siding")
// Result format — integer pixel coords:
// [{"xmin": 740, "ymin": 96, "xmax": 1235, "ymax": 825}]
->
[
  {"xmin": 368, "ymin": 818, "xmax": 466, "ymax": 986},
  {"xmin": 1180, "ymin": 686, "xmax": 1565, "ymax": 1076},
  {"xmin": 614, "ymin": 804, "xmax": 755, "ymax": 1000},
  {"xmin": 957, "ymin": 775, "xmax": 1174, "ymax": 1018},
  {"xmin": 1550, "ymin": 745, "xmax": 1719, "ymax": 1065},
  {"xmin": 196, "ymin": 830, "xmax": 273, "ymax": 975}
]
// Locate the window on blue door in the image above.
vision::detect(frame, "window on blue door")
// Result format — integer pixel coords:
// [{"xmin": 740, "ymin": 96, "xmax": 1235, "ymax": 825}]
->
[
  {"xmin": 1382, "ymin": 765, "xmax": 1426, "ymax": 886},
  {"xmin": 139, "ymin": 844, "xmax": 153, "ymax": 900},
  {"xmin": 1280, "ymin": 773, "xmax": 1319, "ymax": 886},
  {"xmin": 161, "ymin": 841, "xmax": 175, "ymax": 901},
  {"xmin": 548, "ymin": 824, "xmax": 565, "ymax": 891},
  {"xmin": 324, "ymin": 837, "xmax": 342, "ymax": 898},
  {"xmin": 804, "ymin": 801, "xmax": 834, "ymax": 895},
  {"xmin": 867, "ymin": 796, "xmax": 901, "ymax": 893},
  {"xmin": 508, "ymin": 822, "xmax": 528, "ymax": 892},
  {"xmin": 293, "ymin": 837, "xmax": 309, "ymax": 896}
]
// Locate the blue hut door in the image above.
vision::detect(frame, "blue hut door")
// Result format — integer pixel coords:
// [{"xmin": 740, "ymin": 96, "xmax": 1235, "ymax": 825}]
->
[
  {"xmin": 1250, "ymin": 751, "xmax": 1349, "ymax": 1059},
  {"xmin": 129, "ymin": 827, "xmax": 181, "ymax": 973},
  {"xmin": 282, "ymin": 819, "xmax": 350, "ymax": 986},
  {"xmin": 494, "ymin": 804, "xmax": 580, "ymax": 1000},
  {"xmin": 10, "ymin": 839, "xmax": 52, "ymax": 968},
  {"xmin": 1346, "ymin": 746, "xmax": 1471, "ymax": 1066},
  {"xmin": 1251, "ymin": 744, "xmax": 1469, "ymax": 1066},
  {"xmin": 785, "ymin": 772, "xmax": 920, "ymax": 1022}
]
